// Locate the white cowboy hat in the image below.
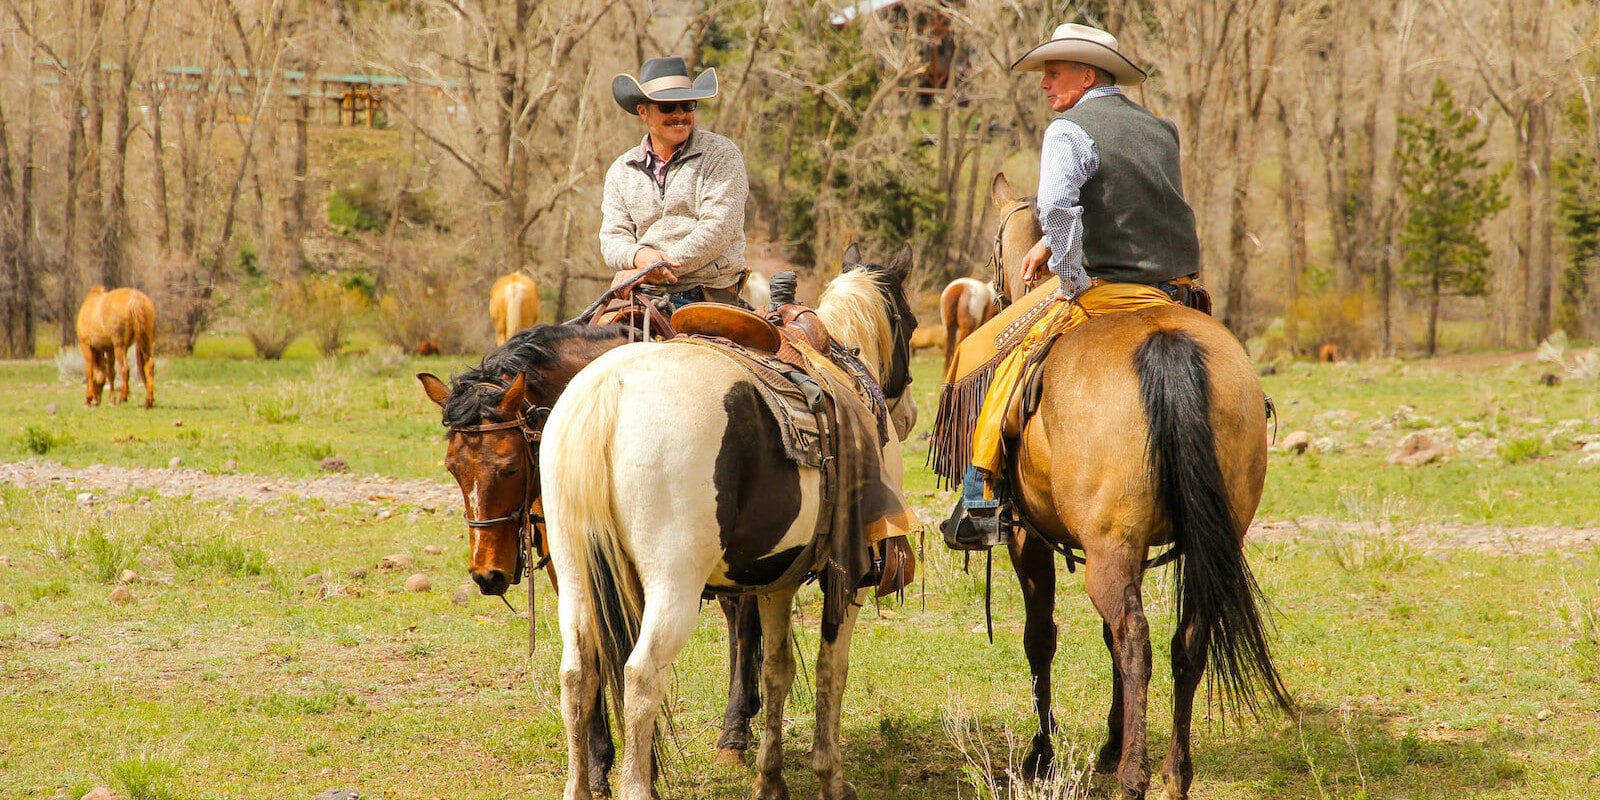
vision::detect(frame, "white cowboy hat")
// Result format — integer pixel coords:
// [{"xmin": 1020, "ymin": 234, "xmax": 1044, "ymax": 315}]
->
[
  {"xmin": 1009, "ymin": 23, "xmax": 1147, "ymax": 86},
  {"xmin": 611, "ymin": 56, "xmax": 719, "ymax": 114}
]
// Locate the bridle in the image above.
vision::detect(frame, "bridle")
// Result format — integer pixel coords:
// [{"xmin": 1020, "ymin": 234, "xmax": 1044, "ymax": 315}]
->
[
  {"xmin": 987, "ymin": 199, "xmax": 1037, "ymax": 310},
  {"xmin": 450, "ymin": 404, "xmax": 553, "ymax": 589}
]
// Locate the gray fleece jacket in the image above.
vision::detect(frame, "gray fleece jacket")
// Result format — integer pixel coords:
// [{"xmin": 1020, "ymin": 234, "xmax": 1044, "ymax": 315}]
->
[{"xmin": 598, "ymin": 130, "xmax": 748, "ymax": 290}]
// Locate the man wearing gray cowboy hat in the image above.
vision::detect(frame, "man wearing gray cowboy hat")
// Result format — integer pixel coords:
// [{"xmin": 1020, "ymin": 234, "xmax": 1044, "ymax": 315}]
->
[
  {"xmin": 600, "ymin": 56, "xmax": 749, "ymax": 307},
  {"xmin": 1011, "ymin": 23, "xmax": 1201, "ymax": 300}
]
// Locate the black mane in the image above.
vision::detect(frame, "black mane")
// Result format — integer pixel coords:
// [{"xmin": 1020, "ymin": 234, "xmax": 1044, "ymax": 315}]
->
[{"xmin": 440, "ymin": 324, "xmax": 627, "ymax": 428}]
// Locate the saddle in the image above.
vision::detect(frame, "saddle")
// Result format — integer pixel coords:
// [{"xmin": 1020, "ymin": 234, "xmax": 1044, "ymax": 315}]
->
[
  {"xmin": 671, "ymin": 301, "xmax": 833, "ymax": 358},
  {"xmin": 590, "ymin": 294, "xmax": 676, "ymax": 339}
]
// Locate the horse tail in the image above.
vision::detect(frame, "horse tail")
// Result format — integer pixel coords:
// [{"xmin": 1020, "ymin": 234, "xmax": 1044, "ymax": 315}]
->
[
  {"xmin": 1135, "ymin": 328, "xmax": 1292, "ymax": 716},
  {"xmin": 545, "ymin": 366, "xmax": 647, "ymax": 744},
  {"xmin": 940, "ymin": 281, "xmax": 962, "ymax": 366},
  {"xmin": 506, "ymin": 282, "xmax": 525, "ymax": 336}
]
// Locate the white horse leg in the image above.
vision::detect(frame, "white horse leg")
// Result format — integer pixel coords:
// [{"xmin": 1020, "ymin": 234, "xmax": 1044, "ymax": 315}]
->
[
  {"xmin": 616, "ymin": 582, "xmax": 703, "ymax": 800},
  {"xmin": 558, "ymin": 584, "xmax": 600, "ymax": 800},
  {"xmin": 811, "ymin": 587, "xmax": 864, "ymax": 800},
  {"xmin": 753, "ymin": 587, "xmax": 799, "ymax": 800}
]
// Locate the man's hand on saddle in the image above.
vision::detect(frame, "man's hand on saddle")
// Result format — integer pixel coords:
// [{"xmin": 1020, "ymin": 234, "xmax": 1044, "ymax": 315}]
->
[
  {"xmin": 613, "ymin": 247, "xmax": 682, "ymax": 298},
  {"xmin": 1020, "ymin": 238, "xmax": 1051, "ymax": 291}
]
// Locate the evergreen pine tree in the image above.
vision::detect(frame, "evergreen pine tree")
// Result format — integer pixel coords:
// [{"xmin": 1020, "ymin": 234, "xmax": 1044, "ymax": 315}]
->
[{"xmin": 1395, "ymin": 79, "xmax": 1507, "ymax": 356}]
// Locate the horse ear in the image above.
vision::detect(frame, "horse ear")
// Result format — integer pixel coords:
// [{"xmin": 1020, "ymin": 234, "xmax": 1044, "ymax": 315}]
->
[
  {"xmin": 841, "ymin": 243, "xmax": 862, "ymax": 271},
  {"xmin": 990, "ymin": 173, "xmax": 1016, "ymax": 210},
  {"xmin": 885, "ymin": 243, "xmax": 913, "ymax": 282},
  {"xmin": 498, "ymin": 372, "xmax": 528, "ymax": 415},
  {"xmin": 417, "ymin": 373, "xmax": 449, "ymax": 408}
]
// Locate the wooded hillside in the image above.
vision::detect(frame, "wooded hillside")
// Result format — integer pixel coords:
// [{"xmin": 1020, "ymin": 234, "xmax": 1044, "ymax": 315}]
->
[{"xmin": 1, "ymin": 0, "xmax": 1595, "ymax": 357}]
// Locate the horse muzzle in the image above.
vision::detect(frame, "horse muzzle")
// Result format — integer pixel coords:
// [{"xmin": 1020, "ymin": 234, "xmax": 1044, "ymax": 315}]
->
[{"xmin": 471, "ymin": 568, "xmax": 511, "ymax": 596}]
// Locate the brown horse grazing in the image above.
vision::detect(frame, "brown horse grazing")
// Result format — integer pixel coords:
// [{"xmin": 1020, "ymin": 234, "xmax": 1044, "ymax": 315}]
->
[
  {"xmin": 950, "ymin": 176, "xmax": 1292, "ymax": 799},
  {"xmin": 939, "ymin": 277, "xmax": 998, "ymax": 367},
  {"xmin": 417, "ymin": 325, "xmax": 766, "ymax": 793},
  {"xmin": 75, "ymin": 286, "xmax": 157, "ymax": 408},
  {"xmin": 490, "ymin": 273, "xmax": 541, "ymax": 346}
]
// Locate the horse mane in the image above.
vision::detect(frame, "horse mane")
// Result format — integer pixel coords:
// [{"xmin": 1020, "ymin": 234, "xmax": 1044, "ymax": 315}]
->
[
  {"xmin": 816, "ymin": 268, "xmax": 894, "ymax": 383},
  {"xmin": 440, "ymin": 324, "xmax": 626, "ymax": 428}
]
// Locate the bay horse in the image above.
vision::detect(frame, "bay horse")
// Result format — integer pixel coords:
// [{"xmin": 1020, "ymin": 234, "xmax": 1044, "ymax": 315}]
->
[
  {"xmin": 544, "ymin": 245, "xmax": 918, "ymax": 800},
  {"xmin": 955, "ymin": 175, "xmax": 1291, "ymax": 799},
  {"xmin": 416, "ymin": 325, "xmax": 765, "ymax": 796},
  {"xmin": 490, "ymin": 272, "xmax": 541, "ymax": 346},
  {"xmin": 939, "ymin": 276, "xmax": 999, "ymax": 367},
  {"xmin": 75, "ymin": 285, "xmax": 157, "ymax": 408}
]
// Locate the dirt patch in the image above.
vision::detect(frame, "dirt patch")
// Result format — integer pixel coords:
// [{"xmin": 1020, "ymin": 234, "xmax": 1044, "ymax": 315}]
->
[
  {"xmin": 0, "ymin": 459, "xmax": 457, "ymax": 512},
  {"xmin": 1250, "ymin": 517, "xmax": 1600, "ymax": 556},
  {"xmin": 6, "ymin": 459, "xmax": 1597, "ymax": 555}
]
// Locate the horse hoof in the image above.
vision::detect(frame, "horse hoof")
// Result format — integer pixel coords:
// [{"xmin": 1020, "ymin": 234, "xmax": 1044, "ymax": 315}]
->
[
  {"xmin": 1094, "ymin": 744, "xmax": 1122, "ymax": 774},
  {"xmin": 753, "ymin": 777, "xmax": 789, "ymax": 800},
  {"xmin": 819, "ymin": 781, "xmax": 857, "ymax": 800},
  {"xmin": 714, "ymin": 747, "xmax": 747, "ymax": 767}
]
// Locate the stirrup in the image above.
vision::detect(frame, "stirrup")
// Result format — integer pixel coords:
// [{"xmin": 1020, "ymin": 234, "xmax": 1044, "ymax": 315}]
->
[{"xmin": 941, "ymin": 492, "xmax": 1007, "ymax": 551}]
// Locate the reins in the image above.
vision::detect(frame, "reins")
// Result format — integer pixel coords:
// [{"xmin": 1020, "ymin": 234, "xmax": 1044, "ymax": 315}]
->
[{"xmin": 987, "ymin": 200, "xmax": 1036, "ymax": 309}]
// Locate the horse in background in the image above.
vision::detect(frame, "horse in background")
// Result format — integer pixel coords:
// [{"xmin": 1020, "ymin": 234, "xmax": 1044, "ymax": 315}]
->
[
  {"xmin": 945, "ymin": 174, "xmax": 1290, "ymax": 799},
  {"xmin": 940, "ymin": 277, "xmax": 998, "ymax": 367},
  {"xmin": 741, "ymin": 269, "xmax": 771, "ymax": 310},
  {"xmin": 544, "ymin": 245, "xmax": 918, "ymax": 800},
  {"xmin": 490, "ymin": 273, "xmax": 541, "ymax": 346},
  {"xmin": 75, "ymin": 286, "xmax": 156, "ymax": 408}
]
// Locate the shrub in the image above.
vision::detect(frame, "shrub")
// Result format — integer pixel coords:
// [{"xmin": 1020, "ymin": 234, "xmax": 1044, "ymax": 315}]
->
[
  {"xmin": 1497, "ymin": 436, "xmax": 1547, "ymax": 464},
  {"xmin": 1290, "ymin": 289, "xmax": 1377, "ymax": 358},
  {"xmin": 84, "ymin": 526, "xmax": 137, "ymax": 584},
  {"xmin": 302, "ymin": 276, "xmax": 369, "ymax": 356},
  {"xmin": 21, "ymin": 425, "xmax": 67, "ymax": 455},
  {"xmin": 167, "ymin": 534, "xmax": 268, "ymax": 577},
  {"xmin": 241, "ymin": 284, "xmax": 303, "ymax": 360}
]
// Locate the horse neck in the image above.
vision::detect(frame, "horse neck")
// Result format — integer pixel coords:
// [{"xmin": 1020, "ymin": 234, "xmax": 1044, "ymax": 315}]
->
[
  {"xmin": 815, "ymin": 272, "xmax": 891, "ymax": 386},
  {"xmin": 528, "ymin": 333, "xmax": 631, "ymax": 406}
]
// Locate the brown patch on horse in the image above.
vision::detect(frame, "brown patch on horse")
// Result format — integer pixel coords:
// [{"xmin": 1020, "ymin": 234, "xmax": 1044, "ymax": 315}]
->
[
  {"xmin": 76, "ymin": 286, "xmax": 157, "ymax": 408},
  {"xmin": 489, "ymin": 273, "xmax": 540, "ymax": 346},
  {"xmin": 939, "ymin": 278, "xmax": 999, "ymax": 368}
]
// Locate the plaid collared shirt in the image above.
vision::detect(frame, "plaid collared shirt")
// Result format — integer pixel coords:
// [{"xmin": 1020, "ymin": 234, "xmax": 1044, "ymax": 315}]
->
[{"xmin": 641, "ymin": 134, "xmax": 690, "ymax": 194}]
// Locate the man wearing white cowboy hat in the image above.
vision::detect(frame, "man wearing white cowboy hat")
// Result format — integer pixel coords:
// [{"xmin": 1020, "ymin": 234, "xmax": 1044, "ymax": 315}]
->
[
  {"xmin": 1012, "ymin": 22, "xmax": 1200, "ymax": 299},
  {"xmin": 943, "ymin": 23, "xmax": 1205, "ymax": 548},
  {"xmin": 600, "ymin": 56, "xmax": 750, "ymax": 308}
]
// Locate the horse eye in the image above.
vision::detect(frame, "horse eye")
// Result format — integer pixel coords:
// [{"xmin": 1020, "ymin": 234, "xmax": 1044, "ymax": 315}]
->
[{"xmin": 498, "ymin": 466, "xmax": 519, "ymax": 479}]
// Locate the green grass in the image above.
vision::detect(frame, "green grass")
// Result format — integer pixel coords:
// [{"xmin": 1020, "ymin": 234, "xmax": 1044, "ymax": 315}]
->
[{"xmin": 3, "ymin": 348, "xmax": 1599, "ymax": 798}]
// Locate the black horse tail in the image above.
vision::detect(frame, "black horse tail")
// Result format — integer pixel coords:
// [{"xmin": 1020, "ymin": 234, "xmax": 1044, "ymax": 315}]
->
[{"xmin": 1135, "ymin": 328, "xmax": 1293, "ymax": 716}]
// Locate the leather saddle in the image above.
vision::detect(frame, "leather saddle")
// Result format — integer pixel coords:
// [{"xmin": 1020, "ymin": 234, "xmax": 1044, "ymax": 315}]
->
[{"xmin": 671, "ymin": 302, "xmax": 833, "ymax": 360}]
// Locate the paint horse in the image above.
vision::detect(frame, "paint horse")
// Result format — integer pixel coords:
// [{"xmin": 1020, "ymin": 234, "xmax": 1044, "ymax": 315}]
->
[
  {"xmin": 544, "ymin": 245, "xmax": 918, "ymax": 800},
  {"xmin": 490, "ymin": 273, "xmax": 541, "ymax": 346},
  {"xmin": 950, "ymin": 175, "xmax": 1292, "ymax": 799},
  {"xmin": 417, "ymin": 325, "xmax": 764, "ymax": 796},
  {"xmin": 939, "ymin": 276, "xmax": 999, "ymax": 367},
  {"xmin": 75, "ymin": 285, "xmax": 157, "ymax": 408}
]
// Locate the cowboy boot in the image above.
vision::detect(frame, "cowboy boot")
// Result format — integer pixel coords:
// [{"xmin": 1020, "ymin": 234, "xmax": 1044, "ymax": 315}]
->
[{"xmin": 940, "ymin": 466, "xmax": 1006, "ymax": 551}]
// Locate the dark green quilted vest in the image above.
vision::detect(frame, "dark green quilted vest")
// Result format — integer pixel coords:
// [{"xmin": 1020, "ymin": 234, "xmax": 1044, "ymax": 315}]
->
[{"xmin": 1058, "ymin": 94, "xmax": 1200, "ymax": 284}]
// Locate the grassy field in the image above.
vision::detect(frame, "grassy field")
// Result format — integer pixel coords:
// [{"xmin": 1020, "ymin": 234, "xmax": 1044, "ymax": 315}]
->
[{"xmin": 3, "ymin": 343, "xmax": 1599, "ymax": 799}]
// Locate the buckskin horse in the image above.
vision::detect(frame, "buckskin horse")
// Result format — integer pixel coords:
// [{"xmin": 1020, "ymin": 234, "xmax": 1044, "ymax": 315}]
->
[
  {"xmin": 417, "ymin": 325, "xmax": 764, "ymax": 795},
  {"xmin": 489, "ymin": 272, "xmax": 541, "ymax": 346},
  {"xmin": 75, "ymin": 285, "xmax": 157, "ymax": 408},
  {"xmin": 544, "ymin": 245, "xmax": 918, "ymax": 800},
  {"xmin": 938, "ymin": 175, "xmax": 1291, "ymax": 799}
]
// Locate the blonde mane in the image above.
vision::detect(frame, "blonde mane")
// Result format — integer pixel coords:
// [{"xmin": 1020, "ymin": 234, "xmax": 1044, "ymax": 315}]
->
[{"xmin": 816, "ymin": 268, "xmax": 893, "ymax": 385}]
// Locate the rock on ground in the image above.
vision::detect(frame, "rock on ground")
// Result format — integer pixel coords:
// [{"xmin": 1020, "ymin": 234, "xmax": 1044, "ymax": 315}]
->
[
  {"xmin": 451, "ymin": 585, "xmax": 474, "ymax": 607},
  {"xmin": 109, "ymin": 586, "xmax": 134, "ymax": 604},
  {"xmin": 379, "ymin": 554, "xmax": 413, "ymax": 571},
  {"xmin": 404, "ymin": 574, "xmax": 431, "ymax": 592}
]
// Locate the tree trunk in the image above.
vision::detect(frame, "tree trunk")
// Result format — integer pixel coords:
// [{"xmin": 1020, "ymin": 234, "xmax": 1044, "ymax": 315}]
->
[
  {"xmin": 1427, "ymin": 264, "xmax": 1441, "ymax": 357},
  {"xmin": 150, "ymin": 91, "xmax": 171, "ymax": 252}
]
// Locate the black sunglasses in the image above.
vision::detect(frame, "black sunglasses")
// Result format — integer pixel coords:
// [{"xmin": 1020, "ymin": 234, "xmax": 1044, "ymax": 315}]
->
[{"xmin": 651, "ymin": 100, "xmax": 697, "ymax": 114}]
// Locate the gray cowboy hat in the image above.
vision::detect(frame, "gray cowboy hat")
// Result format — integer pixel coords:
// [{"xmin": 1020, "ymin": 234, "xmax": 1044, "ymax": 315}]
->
[
  {"xmin": 611, "ymin": 57, "xmax": 719, "ymax": 114},
  {"xmin": 1009, "ymin": 23, "xmax": 1148, "ymax": 86}
]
